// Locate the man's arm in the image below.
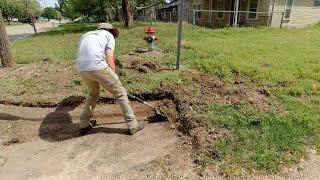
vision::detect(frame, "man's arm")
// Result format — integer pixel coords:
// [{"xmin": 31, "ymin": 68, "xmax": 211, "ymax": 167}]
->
[{"xmin": 106, "ymin": 48, "xmax": 116, "ymax": 72}]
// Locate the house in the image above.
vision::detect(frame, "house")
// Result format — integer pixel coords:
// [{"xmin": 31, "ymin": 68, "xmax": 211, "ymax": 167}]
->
[
  {"xmin": 187, "ymin": 0, "xmax": 320, "ymax": 28},
  {"xmin": 134, "ymin": 1, "xmax": 171, "ymax": 21},
  {"xmin": 134, "ymin": 4, "xmax": 157, "ymax": 21},
  {"xmin": 152, "ymin": 0, "xmax": 188, "ymax": 22}
]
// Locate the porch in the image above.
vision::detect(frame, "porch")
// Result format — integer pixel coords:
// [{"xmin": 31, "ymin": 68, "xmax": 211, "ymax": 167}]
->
[{"xmin": 188, "ymin": 0, "xmax": 271, "ymax": 28}]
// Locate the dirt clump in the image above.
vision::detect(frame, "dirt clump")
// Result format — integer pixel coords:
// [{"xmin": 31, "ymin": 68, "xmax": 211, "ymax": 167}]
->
[
  {"xmin": 118, "ymin": 51, "xmax": 172, "ymax": 73},
  {"xmin": 2, "ymin": 138, "xmax": 21, "ymax": 146},
  {"xmin": 129, "ymin": 60, "xmax": 163, "ymax": 73},
  {"xmin": 158, "ymin": 99, "xmax": 179, "ymax": 123}
]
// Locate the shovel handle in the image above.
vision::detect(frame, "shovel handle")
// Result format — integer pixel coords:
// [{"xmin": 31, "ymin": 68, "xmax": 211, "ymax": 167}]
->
[
  {"xmin": 128, "ymin": 94, "xmax": 144, "ymax": 103},
  {"xmin": 128, "ymin": 94, "xmax": 156, "ymax": 110}
]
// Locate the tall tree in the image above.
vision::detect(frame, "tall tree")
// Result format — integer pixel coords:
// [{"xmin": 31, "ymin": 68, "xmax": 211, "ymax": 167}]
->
[
  {"xmin": 0, "ymin": 10, "xmax": 14, "ymax": 67},
  {"xmin": 0, "ymin": 0, "xmax": 23, "ymax": 24},
  {"xmin": 56, "ymin": 0, "xmax": 79, "ymax": 21},
  {"xmin": 42, "ymin": 7, "xmax": 57, "ymax": 20},
  {"xmin": 122, "ymin": 0, "xmax": 132, "ymax": 27},
  {"xmin": 109, "ymin": 0, "xmax": 122, "ymax": 22}
]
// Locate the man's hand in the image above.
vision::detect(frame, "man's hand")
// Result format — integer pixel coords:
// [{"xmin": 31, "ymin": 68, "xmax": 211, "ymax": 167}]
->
[{"xmin": 106, "ymin": 48, "xmax": 116, "ymax": 72}]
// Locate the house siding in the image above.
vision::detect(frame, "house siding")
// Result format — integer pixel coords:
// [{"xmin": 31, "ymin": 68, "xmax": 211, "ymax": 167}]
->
[
  {"xmin": 270, "ymin": 0, "xmax": 285, "ymax": 27},
  {"xmin": 188, "ymin": 0, "xmax": 272, "ymax": 27},
  {"xmin": 240, "ymin": 0, "xmax": 271, "ymax": 27},
  {"xmin": 287, "ymin": 0, "xmax": 320, "ymax": 27},
  {"xmin": 187, "ymin": 0, "xmax": 320, "ymax": 28},
  {"xmin": 271, "ymin": 0, "xmax": 320, "ymax": 28}
]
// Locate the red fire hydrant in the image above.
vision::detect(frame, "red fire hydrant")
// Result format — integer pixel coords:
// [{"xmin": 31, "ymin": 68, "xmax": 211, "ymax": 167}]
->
[{"xmin": 144, "ymin": 26, "xmax": 159, "ymax": 52}]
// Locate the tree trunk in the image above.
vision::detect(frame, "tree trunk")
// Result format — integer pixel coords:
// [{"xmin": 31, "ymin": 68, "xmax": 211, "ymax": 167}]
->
[
  {"xmin": 28, "ymin": 16, "xmax": 37, "ymax": 35},
  {"xmin": 7, "ymin": 16, "xmax": 11, "ymax": 25},
  {"xmin": 122, "ymin": 0, "xmax": 133, "ymax": 27},
  {"xmin": 0, "ymin": 10, "xmax": 14, "ymax": 67}
]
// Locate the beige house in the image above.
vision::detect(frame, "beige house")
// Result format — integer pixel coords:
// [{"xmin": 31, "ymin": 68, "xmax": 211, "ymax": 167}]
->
[{"xmin": 187, "ymin": 0, "xmax": 320, "ymax": 28}]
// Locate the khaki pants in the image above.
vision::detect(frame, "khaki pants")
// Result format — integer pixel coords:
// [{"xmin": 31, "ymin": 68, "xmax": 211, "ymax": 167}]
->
[{"xmin": 79, "ymin": 67, "xmax": 138, "ymax": 129}]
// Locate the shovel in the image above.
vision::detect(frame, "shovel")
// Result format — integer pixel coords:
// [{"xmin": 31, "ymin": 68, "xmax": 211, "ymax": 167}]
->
[{"xmin": 128, "ymin": 94, "xmax": 167, "ymax": 122}]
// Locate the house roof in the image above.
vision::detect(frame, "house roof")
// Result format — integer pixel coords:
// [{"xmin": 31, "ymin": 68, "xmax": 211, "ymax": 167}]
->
[
  {"xmin": 135, "ymin": 4, "xmax": 155, "ymax": 11},
  {"xmin": 158, "ymin": 0, "xmax": 180, "ymax": 9},
  {"xmin": 135, "ymin": 1, "xmax": 168, "ymax": 10}
]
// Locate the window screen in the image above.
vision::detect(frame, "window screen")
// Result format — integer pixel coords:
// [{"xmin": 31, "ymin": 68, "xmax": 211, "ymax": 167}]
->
[{"xmin": 248, "ymin": 0, "xmax": 258, "ymax": 19}]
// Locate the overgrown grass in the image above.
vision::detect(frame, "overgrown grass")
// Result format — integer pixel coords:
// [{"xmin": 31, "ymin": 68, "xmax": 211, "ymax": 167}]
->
[{"xmin": 9, "ymin": 22, "xmax": 320, "ymax": 176}]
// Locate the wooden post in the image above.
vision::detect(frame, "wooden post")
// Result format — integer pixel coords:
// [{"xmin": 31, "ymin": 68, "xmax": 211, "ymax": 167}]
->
[{"xmin": 0, "ymin": 10, "xmax": 14, "ymax": 68}]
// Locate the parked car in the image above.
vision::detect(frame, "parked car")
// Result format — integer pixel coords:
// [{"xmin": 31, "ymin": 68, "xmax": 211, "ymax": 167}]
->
[
  {"xmin": 18, "ymin": 17, "xmax": 32, "ymax": 23},
  {"xmin": 12, "ymin": 18, "xmax": 18, "ymax": 22}
]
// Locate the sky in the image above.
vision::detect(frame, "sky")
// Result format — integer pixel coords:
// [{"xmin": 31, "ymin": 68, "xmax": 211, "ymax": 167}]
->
[{"xmin": 39, "ymin": 0, "xmax": 58, "ymax": 8}]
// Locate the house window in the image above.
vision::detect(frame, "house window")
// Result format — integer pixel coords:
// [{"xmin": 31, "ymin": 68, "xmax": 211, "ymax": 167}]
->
[
  {"xmin": 314, "ymin": 0, "xmax": 320, "ymax": 6},
  {"xmin": 248, "ymin": 0, "xmax": 259, "ymax": 19},
  {"xmin": 193, "ymin": 4, "xmax": 202, "ymax": 19},
  {"xmin": 218, "ymin": 0, "xmax": 225, "ymax": 19},
  {"xmin": 284, "ymin": 0, "xmax": 294, "ymax": 19}
]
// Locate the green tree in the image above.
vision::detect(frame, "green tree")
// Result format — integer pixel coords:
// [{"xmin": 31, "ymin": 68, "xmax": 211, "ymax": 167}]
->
[
  {"xmin": 56, "ymin": 0, "xmax": 79, "ymax": 21},
  {"xmin": 42, "ymin": 7, "xmax": 57, "ymax": 20},
  {"xmin": 23, "ymin": 0, "xmax": 42, "ymax": 17},
  {"xmin": 0, "ymin": 0, "xmax": 23, "ymax": 24}
]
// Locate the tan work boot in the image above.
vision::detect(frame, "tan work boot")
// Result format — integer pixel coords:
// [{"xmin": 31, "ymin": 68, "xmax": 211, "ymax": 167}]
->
[
  {"xmin": 79, "ymin": 120, "xmax": 97, "ymax": 136},
  {"xmin": 128, "ymin": 120, "xmax": 145, "ymax": 135}
]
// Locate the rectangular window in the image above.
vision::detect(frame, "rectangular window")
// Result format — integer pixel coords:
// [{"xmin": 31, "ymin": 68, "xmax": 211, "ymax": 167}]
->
[
  {"xmin": 248, "ymin": 0, "xmax": 259, "ymax": 19},
  {"xmin": 218, "ymin": 0, "xmax": 225, "ymax": 19},
  {"xmin": 314, "ymin": 0, "xmax": 320, "ymax": 6},
  {"xmin": 193, "ymin": 4, "xmax": 203, "ymax": 19},
  {"xmin": 284, "ymin": 0, "xmax": 294, "ymax": 19}
]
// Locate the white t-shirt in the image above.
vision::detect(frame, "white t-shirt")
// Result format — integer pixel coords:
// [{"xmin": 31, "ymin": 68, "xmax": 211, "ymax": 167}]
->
[{"xmin": 76, "ymin": 30, "xmax": 115, "ymax": 72}]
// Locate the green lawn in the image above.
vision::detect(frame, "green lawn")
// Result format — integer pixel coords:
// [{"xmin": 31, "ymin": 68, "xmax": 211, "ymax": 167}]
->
[{"xmin": 7, "ymin": 22, "xmax": 320, "ymax": 176}]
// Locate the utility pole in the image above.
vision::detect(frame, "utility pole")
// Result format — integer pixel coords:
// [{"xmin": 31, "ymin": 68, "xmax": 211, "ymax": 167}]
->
[
  {"xmin": 0, "ymin": 10, "xmax": 14, "ymax": 67},
  {"xmin": 176, "ymin": 0, "xmax": 183, "ymax": 70}
]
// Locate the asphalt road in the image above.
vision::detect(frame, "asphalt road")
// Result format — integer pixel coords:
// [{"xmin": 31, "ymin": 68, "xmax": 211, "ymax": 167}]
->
[{"xmin": 5, "ymin": 20, "xmax": 66, "ymax": 42}]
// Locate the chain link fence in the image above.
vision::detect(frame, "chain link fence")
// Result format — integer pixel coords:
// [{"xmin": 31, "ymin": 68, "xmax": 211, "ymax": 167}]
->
[
  {"xmin": 189, "ymin": 10, "xmax": 287, "ymax": 29},
  {"xmin": 188, "ymin": 10, "xmax": 285, "ymax": 28},
  {"xmin": 134, "ymin": 11, "xmax": 179, "ymax": 24},
  {"xmin": 134, "ymin": 9, "xmax": 288, "ymax": 29}
]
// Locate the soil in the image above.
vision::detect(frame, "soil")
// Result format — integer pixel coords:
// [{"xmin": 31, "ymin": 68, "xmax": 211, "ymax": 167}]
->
[
  {"xmin": 118, "ymin": 51, "xmax": 173, "ymax": 73},
  {"xmin": 0, "ymin": 101, "xmax": 181, "ymax": 179}
]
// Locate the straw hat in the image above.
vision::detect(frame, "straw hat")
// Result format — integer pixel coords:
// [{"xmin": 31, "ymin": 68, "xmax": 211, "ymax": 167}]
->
[{"xmin": 98, "ymin": 23, "xmax": 119, "ymax": 38}]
